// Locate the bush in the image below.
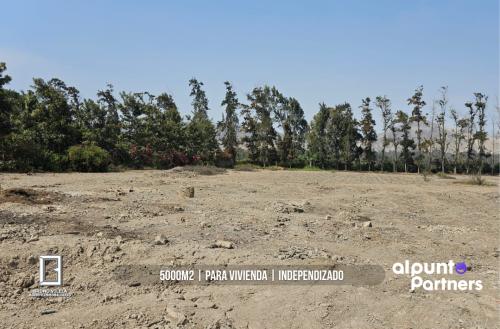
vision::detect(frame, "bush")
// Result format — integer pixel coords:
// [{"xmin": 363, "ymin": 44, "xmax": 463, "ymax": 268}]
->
[
  {"xmin": 152, "ymin": 150, "xmax": 190, "ymax": 169},
  {"xmin": 68, "ymin": 144, "xmax": 110, "ymax": 172},
  {"xmin": 215, "ymin": 150, "xmax": 235, "ymax": 168}
]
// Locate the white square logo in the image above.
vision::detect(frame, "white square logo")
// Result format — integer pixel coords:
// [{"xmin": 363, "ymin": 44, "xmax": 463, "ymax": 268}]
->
[{"xmin": 39, "ymin": 255, "xmax": 62, "ymax": 286}]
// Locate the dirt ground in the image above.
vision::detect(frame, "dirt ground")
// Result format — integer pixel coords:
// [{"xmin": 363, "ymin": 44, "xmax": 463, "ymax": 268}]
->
[{"xmin": 0, "ymin": 169, "xmax": 498, "ymax": 329}]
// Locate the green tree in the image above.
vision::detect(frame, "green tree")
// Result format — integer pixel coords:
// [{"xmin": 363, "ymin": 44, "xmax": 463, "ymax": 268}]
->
[
  {"xmin": 324, "ymin": 104, "xmax": 344, "ymax": 169},
  {"xmin": 321, "ymin": 103, "xmax": 360, "ymax": 170},
  {"xmin": 395, "ymin": 110, "xmax": 415, "ymax": 173},
  {"xmin": 28, "ymin": 78, "xmax": 81, "ymax": 169},
  {"xmin": 246, "ymin": 86, "xmax": 278, "ymax": 167},
  {"xmin": 471, "ymin": 93, "xmax": 488, "ymax": 176},
  {"xmin": 408, "ymin": 85, "xmax": 427, "ymax": 173},
  {"xmin": 450, "ymin": 108, "xmax": 468, "ymax": 174},
  {"xmin": 0, "ymin": 62, "xmax": 15, "ymax": 165},
  {"xmin": 189, "ymin": 78, "xmax": 209, "ymax": 119},
  {"xmin": 273, "ymin": 91, "xmax": 308, "ymax": 167},
  {"xmin": 119, "ymin": 91, "xmax": 150, "ymax": 167},
  {"xmin": 339, "ymin": 104, "xmax": 360, "ymax": 170},
  {"xmin": 97, "ymin": 85, "xmax": 122, "ymax": 162},
  {"xmin": 0, "ymin": 63, "xmax": 13, "ymax": 140},
  {"xmin": 186, "ymin": 78, "xmax": 218, "ymax": 162},
  {"xmin": 389, "ymin": 112, "xmax": 399, "ymax": 172},
  {"xmin": 148, "ymin": 93, "xmax": 186, "ymax": 168},
  {"xmin": 306, "ymin": 103, "xmax": 330, "ymax": 168},
  {"xmin": 435, "ymin": 87, "xmax": 448, "ymax": 173},
  {"xmin": 375, "ymin": 96, "xmax": 392, "ymax": 171},
  {"xmin": 464, "ymin": 98, "xmax": 478, "ymax": 174},
  {"xmin": 218, "ymin": 81, "xmax": 239, "ymax": 164},
  {"xmin": 240, "ymin": 102, "xmax": 259, "ymax": 163},
  {"xmin": 359, "ymin": 97, "xmax": 377, "ymax": 171},
  {"xmin": 76, "ymin": 98, "xmax": 106, "ymax": 145}
]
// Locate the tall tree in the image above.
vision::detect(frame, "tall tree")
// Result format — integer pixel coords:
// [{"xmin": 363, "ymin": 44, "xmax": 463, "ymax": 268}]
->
[
  {"xmin": 306, "ymin": 103, "xmax": 330, "ymax": 168},
  {"xmin": 152, "ymin": 93, "xmax": 185, "ymax": 167},
  {"xmin": 395, "ymin": 110, "xmax": 415, "ymax": 173},
  {"xmin": 494, "ymin": 98, "xmax": 499, "ymax": 175},
  {"xmin": 246, "ymin": 86, "xmax": 278, "ymax": 167},
  {"xmin": 472, "ymin": 93, "xmax": 488, "ymax": 176},
  {"xmin": 31, "ymin": 78, "xmax": 81, "ymax": 162},
  {"xmin": 435, "ymin": 87, "xmax": 449, "ymax": 173},
  {"xmin": 218, "ymin": 81, "xmax": 239, "ymax": 164},
  {"xmin": 389, "ymin": 112, "xmax": 399, "ymax": 172},
  {"xmin": 424, "ymin": 101, "xmax": 436, "ymax": 173},
  {"xmin": 119, "ymin": 91, "xmax": 154, "ymax": 167},
  {"xmin": 359, "ymin": 98, "xmax": 377, "ymax": 171},
  {"xmin": 464, "ymin": 98, "xmax": 478, "ymax": 174},
  {"xmin": 450, "ymin": 108, "xmax": 468, "ymax": 174},
  {"xmin": 97, "ymin": 84, "xmax": 121, "ymax": 161},
  {"xmin": 189, "ymin": 78, "xmax": 209, "ymax": 120},
  {"xmin": 408, "ymin": 86, "xmax": 427, "ymax": 173},
  {"xmin": 273, "ymin": 91, "xmax": 308, "ymax": 167},
  {"xmin": 0, "ymin": 62, "xmax": 14, "ymax": 163},
  {"xmin": 76, "ymin": 98, "xmax": 107, "ymax": 146},
  {"xmin": 339, "ymin": 104, "xmax": 361, "ymax": 170},
  {"xmin": 0, "ymin": 63, "xmax": 13, "ymax": 139},
  {"xmin": 240, "ymin": 103, "xmax": 259, "ymax": 163},
  {"xmin": 186, "ymin": 78, "xmax": 218, "ymax": 162},
  {"xmin": 375, "ymin": 96, "xmax": 392, "ymax": 171}
]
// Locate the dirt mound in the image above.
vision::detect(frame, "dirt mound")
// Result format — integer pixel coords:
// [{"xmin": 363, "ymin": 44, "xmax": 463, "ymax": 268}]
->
[
  {"xmin": 267, "ymin": 200, "xmax": 310, "ymax": 214},
  {"xmin": 0, "ymin": 188, "xmax": 63, "ymax": 205},
  {"xmin": 168, "ymin": 165, "xmax": 227, "ymax": 176}
]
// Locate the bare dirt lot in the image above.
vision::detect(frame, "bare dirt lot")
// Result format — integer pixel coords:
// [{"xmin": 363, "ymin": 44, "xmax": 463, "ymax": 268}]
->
[{"xmin": 0, "ymin": 169, "xmax": 498, "ymax": 329}]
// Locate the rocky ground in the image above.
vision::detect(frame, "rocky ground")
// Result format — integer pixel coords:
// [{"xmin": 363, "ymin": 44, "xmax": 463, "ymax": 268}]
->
[{"xmin": 0, "ymin": 168, "xmax": 498, "ymax": 328}]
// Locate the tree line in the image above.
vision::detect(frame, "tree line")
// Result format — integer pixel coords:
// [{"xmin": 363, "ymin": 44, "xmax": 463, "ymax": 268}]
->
[{"xmin": 0, "ymin": 62, "xmax": 497, "ymax": 174}]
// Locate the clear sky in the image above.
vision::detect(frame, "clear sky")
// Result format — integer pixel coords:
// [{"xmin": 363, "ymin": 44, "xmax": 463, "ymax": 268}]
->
[{"xmin": 1, "ymin": 0, "xmax": 498, "ymax": 123}]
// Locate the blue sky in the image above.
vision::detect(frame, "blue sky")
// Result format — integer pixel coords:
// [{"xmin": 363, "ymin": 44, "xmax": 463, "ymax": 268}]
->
[{"xmin": 1, "ymin": 0, "xmax": 498, "ymax": 123}]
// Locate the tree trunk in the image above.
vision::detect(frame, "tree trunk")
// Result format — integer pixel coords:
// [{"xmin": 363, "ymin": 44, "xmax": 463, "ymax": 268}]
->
[
  {"xmin": 493, "ymin": 121, "xmax": 496, "ymax": 175},
  {"xmin": 380, "ymin": 148, "xmax": 385, "ymax": 172},
  {"xmin": 381, "ymin": 131, "xmax": 386, "ymax": 172},
  {"xmin": 393, "ymin": 145, "xmax": 398, "ymax": 173},
  {"xmin": 427, "ymin": 106, "xmax": 435, "ymax": 173},
  {"xmin": 416, "ymin": 121, "xmax": 421, "ymax": 174}
]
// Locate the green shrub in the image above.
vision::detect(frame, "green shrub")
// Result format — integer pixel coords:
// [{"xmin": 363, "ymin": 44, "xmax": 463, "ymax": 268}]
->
[
  {"xmin": 215, "ymin": 150, "xmax": 235, "ymax": 168},
  {"xmin": 68, "ymin": 144, "xmax": 110, "ymax": 172}
]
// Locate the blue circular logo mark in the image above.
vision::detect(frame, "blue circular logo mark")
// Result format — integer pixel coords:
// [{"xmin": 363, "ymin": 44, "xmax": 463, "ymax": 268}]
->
[{"xmin": 455, "ymin": 262, "xmax": 467, "ymax": 275}]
